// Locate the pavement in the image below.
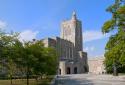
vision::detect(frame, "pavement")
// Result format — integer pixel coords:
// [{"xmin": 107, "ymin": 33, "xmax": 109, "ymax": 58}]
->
[{"xmin": 54, "ymin": 74, "xmax": 125, "ymax": 85}]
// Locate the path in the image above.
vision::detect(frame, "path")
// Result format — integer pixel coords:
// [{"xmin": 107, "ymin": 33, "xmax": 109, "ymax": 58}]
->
[{"xmin": 54, "ymin": 74, "xmax": 125, "ymax": 85}]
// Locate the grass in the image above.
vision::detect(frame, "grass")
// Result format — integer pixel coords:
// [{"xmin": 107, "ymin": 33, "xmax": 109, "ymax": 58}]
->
[
  {"xmin": 119, "ymin": 73, "xmax": 125, "ymax": 76},
  {"xmin": 0, "ymin": 79, "xmax": 51, "ymax": 85}
]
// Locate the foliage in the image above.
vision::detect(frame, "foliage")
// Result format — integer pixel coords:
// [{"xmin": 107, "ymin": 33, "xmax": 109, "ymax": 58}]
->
[
  {"xmin": 0, "ymin": 30, "xmax": 58, "ymax": 85},
  {"xmin": 102, "ymin": 0, "xmax": 125, "ymax": 73}
]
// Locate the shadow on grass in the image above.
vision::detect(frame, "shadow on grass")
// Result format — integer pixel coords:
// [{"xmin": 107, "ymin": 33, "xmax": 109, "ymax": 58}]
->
[{"xmin": 0, "ymin": 79, "xmax": 52, "ymax": 85}]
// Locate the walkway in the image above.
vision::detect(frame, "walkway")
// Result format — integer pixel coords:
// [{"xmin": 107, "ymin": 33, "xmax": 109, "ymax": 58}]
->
[{"xmin": 54, "ymin": 74, "xmax": 125, "ymax": 85}]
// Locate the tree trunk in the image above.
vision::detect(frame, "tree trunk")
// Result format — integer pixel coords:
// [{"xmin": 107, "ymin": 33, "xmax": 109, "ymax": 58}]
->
[
  {"xmin": 26, "ymin": 73, "xmax": 29, "ymax": 85},
  {"xmin": 26, "ymin": 66, "xmax": 29, "ymax": 85},
  {"xmin": 10, "ymin": 74, "xmax": 13, "ymax": 85},
  {"xmin": 113, "ymin": 62, "xmax": 118, "ymax": 76}
]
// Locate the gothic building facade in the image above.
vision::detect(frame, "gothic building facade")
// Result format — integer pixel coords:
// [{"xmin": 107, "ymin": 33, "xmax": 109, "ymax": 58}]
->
[{"xmin": 42, "ymin": 12, "xmax": 88, "ymax": 75}]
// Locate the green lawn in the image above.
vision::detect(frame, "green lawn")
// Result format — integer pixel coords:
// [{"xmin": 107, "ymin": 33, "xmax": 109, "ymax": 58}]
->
[{"xmin": 0, "ymin": 79, "xmax": 51, "ymax": 85}]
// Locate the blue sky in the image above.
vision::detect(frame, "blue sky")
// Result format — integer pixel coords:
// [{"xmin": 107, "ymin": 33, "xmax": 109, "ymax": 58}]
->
[{"xmin": 0, "ymin": 0, "xmax": 114, "ymax": 57}]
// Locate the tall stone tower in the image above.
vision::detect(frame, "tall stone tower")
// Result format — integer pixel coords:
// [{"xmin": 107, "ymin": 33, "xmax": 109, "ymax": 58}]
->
[
  {"xmin": 61, "ymin": 12, "xmax": 83, "ymax": 52},
  {"xmin": 42, "ymin": 12, "xmax": 88, "ymax": 75}
]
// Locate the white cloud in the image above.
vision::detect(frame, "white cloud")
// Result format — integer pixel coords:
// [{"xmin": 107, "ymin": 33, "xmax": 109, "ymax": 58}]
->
[
  {"xmin": 19, "ymin": 30, "xmax": 39, "ymax": 42},
  {"xmin": 84, "ymin": 47, "xmax": 89, "ymax": 51},
  {"xmin": 90, "ymin": 46, "xmax": 95, "ymax": 51},
  {"xmin": 88, "ymin": 54, "xmax": 104, "ymax": 58},
  {"xmin": 0, "ymin": 20, "xmax": 7, "ymax": 29},
  {"xmin": 83, "ymin": 30, "xmax": 109, "ymax": 43},
  {"xmin": 84, "ymin": 46, "xmax": 105, "ymax": 58},
  {"xmin": 84, "ymin": 46, "xmax": 95, "ymax": 52}
]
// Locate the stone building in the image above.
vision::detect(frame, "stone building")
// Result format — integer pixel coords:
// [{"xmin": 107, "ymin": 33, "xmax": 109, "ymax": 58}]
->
[
  {"xmin": 88, "ymin": 57, "xmax": 106, "ymax": 74},
  {"xmin": 42, "ymin": 12, "xmax": 88, "ymax": 75}
]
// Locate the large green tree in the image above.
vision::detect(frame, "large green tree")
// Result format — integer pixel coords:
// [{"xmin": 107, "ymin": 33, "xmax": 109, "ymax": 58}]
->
[
  {"xmin": 0, "ymin": 30, "xmax": 58, "ymax": 85},
  {"xmin": 11, "ymin": 40, "xmax": 58, "ymax": 85},
  {"xmin": 0, "ymin": 30, "xmax": 19, "ymax": 84},
  {"xmin": 102, "ymin": 0, "xmax": 125, "ymax": 73}
]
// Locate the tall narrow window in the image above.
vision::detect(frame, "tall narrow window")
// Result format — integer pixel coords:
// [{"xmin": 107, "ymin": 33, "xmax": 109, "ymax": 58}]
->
[
  {"xmin": 66, "ymin": 67, "xmax": 71, "ymax": 74},
  {"xmin": 59, "ymin": 69, "xmax": 61, "ymax": 75},
  {"xmin": 74, "ymin": 67, "xmax": 77, "ymax": 74}
]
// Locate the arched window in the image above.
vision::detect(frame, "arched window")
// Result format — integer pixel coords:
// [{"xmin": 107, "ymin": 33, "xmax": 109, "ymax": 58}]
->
[
  {"xmin": 59, "ymin": 69, "xmax": 61, "ymax": 75},
  {"xmin": 66, "ymin": 67, "xmax": 71, "ymax": 74},
  {"xmin": 84, "ymin": 66, "xmax": 88, "ymax": 72},
  {"xmin": 74, "ymin": 67, "xmax": 77, "ymax": 74}
]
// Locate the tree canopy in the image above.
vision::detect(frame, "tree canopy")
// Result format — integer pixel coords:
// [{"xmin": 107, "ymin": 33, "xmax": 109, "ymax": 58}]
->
[
  {"xmin": 102, "ymin": 0, "xmax": 125, "ymax": 73},
  {"xmin": 0, "ymin": 30, "xmax": 58, "ymax": 85}
]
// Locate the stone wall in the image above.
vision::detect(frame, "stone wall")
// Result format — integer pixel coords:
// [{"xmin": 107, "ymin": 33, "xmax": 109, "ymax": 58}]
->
[{"xmin": 88, "ymin": 57, "xmax": 106, "ymax": 74}]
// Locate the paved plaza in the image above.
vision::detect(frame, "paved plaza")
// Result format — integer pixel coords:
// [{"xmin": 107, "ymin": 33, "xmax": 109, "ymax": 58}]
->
[{"xmin": 54, "ymin": 74, "xmax": 125, "ymax": 85}]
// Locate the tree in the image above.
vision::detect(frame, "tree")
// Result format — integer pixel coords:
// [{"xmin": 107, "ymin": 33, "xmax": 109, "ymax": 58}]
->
[
  {"xmin": 0, "ymin": 30, "xmax": 19, "ymax": 84},
  {"xmin": 0, "ymin": 30, "xmax": 58, "ymax": 85},
  {"xmin": 12, "ymin": 40, "xmax": 58, "ymax": 85},
  {"xmin": 102, "ymin": 0, "xmax": 125, "ymax": 74},
  {"xmin": 24, "ymin": 41, "xmax": 58, "ymax": 84}
]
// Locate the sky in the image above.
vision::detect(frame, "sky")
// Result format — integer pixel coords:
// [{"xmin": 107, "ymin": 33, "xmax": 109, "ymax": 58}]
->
[{"xmin": 0, "ymin": 0, "xmax": 115, "ymax": 58}]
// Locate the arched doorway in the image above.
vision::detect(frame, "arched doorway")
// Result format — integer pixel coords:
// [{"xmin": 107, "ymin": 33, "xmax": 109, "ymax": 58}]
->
[
  {"xmin": 84, "ymin": 66, "xmax": 88, "ymax": 72},
  {"xmin": 66, "ymin": 67, "xmax": 71, "ymax": 74},
  {"xmin": 59, "ymin": 69, "xmax": 61, "ymax": 75},
  {"xmin": 74, "ymin": 67, "xmax": 77, "ymax": 74}
]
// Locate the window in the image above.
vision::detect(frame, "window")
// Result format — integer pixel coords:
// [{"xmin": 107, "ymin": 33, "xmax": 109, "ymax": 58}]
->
[
  {"xmin": 66, "ymin": 67, "xmax": 71, "ymax": 74},
  {"xmin": 74, "ymin": 67, "xmax": 77, "ymax": 74}
]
